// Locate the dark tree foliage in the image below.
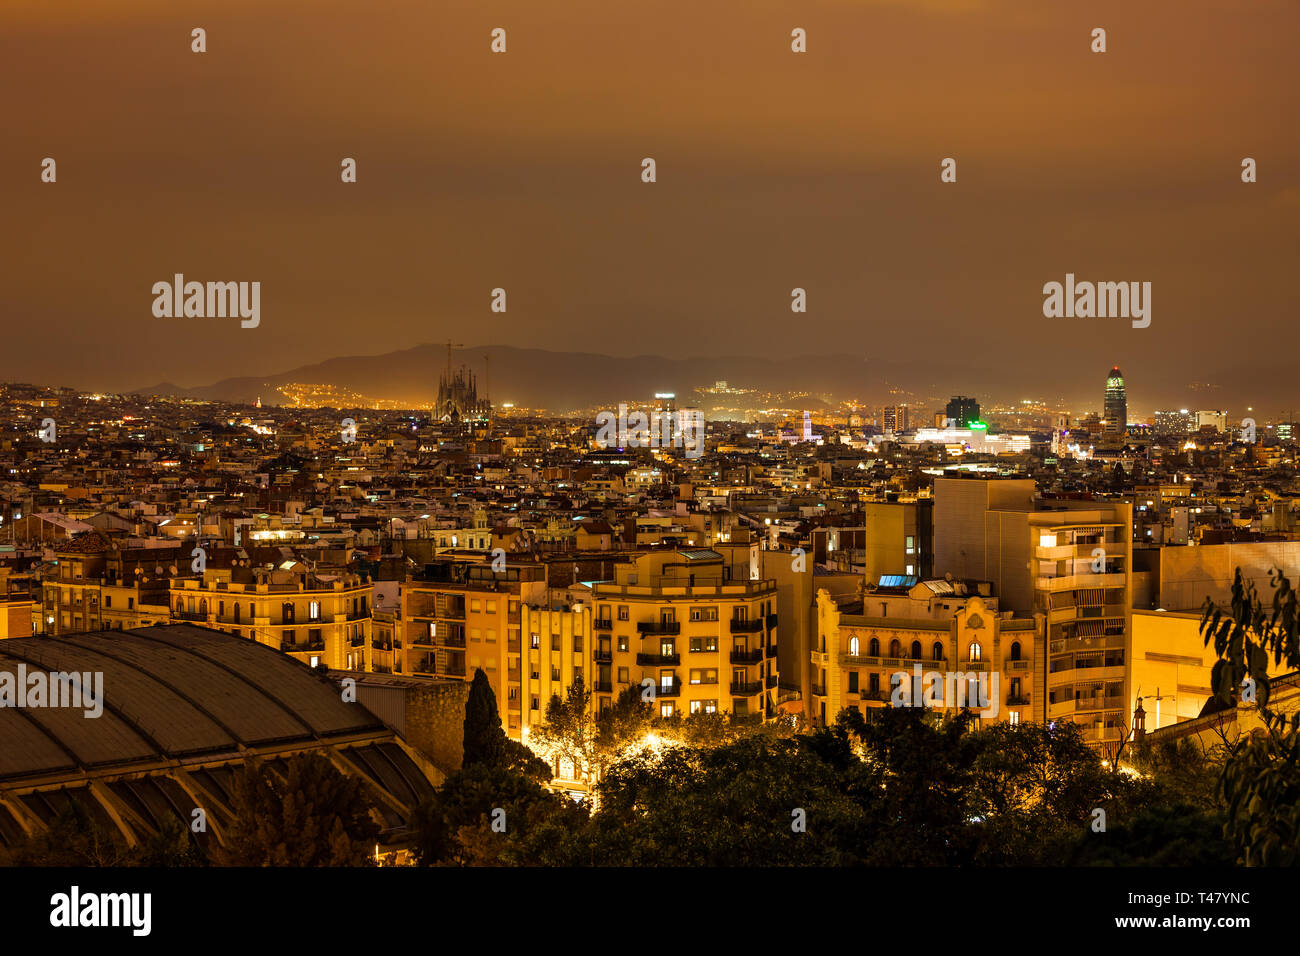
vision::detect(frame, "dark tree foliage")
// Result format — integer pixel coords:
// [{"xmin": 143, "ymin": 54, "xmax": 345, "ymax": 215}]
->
[
  {"xmin": 463, "ymin": 667, "xmax": 507, "ymax": 770},
  {"xmin": 0, "ymin": 797, "xmax": 205, "ymax": 867},
  {"xmin": 213, "ymin": 754, "xmax": 380, "ymax": 866},
  {"xmin": 1200, "ymin": 568, "xmax": 1300, "ymax": 865},
  {"xmin": 409, "ymin": 762, "xmax": 591, "ymax": 866}
]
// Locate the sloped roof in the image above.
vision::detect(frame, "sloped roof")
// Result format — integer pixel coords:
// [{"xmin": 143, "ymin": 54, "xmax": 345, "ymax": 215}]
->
[{"xmin": 0, "ymin": 625, "xmax": 386, "ymax": 784}]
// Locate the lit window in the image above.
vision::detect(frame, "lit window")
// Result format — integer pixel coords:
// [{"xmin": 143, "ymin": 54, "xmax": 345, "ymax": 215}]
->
[{"xmin": 968, "ymin": 641, "xmax": 982, "ymax": 662}]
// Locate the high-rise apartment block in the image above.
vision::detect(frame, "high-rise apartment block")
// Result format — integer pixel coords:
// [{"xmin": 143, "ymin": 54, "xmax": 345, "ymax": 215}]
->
[{"xmin": 933, "ymin": 476, "xmax": 1132, "ymax": 748}]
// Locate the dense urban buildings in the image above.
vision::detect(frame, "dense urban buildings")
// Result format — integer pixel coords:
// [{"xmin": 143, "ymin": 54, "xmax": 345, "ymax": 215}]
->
[{"xmin": 1, "ymin": 362, "xmax": 1298, "ymax": 870}]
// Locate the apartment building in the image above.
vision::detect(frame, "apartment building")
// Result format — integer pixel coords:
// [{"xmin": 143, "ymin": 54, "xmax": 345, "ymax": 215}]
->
[
  {"xmin": 402, "ymin": 557, "xmax": 546, "ymax": 739},
  {"xmin": 813, "ymin": 580, "xmax": 1036, "ymax": 727},
  {"xmin": 934, "ymin": 476, "xmax": 1133, "ymax": 748},
  {"xmin": 590, "ymin": 545, "xmax": 779, "ymax": 721},
  {"xmin": 170, "ymin": 565, "xmax": 372, "ymax": 671},
  {"xmin": 37, "ymin": 534, "xmax": 181, "ymax": 635},
  {"xmin": 862, "ymin": 498, "xmax": 934, "ymax": 583}
]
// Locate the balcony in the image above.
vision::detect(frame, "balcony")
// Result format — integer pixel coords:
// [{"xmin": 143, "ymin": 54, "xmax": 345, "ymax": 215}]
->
[
  {"xmin": 858, "ymin": 688, "xmax": 890, "ymax": 702},
  {"xmin": 347, "ymin": 608, "xmax": 369, "ymax": 621},
  {"xmin": 173, "ymin": 610, "xmax": 208, "ymax": 622},
  {"xmin": 729, "ymin": 648, "xmax": 763, "ymax": 664},
  {"xmin": 594, "ymin": 648, "xmax": 613, "ymax": 663},
  {"xmin": 765, "ymin": 674, "xmax": 778, "ymax": 689},
  {"xmin": 730, "ymin": 680, "xmax": 762, "ymax": 696},
  {"xmin": 810, "ymin": 683, "xmax": 827, "ymax": 697},
  {"xmin": 371, "ymin": 639, "xmax": 391, "ymax": 651},
  {"xmin": 508, "ymin": 668, "xmax": 521, "ymax": 682},
  {"xmin": 438, "ymin": 633, "xmax": 467, "ymax": 649},
  {"xmin": 637, "ymin": 621, "xmax": 681, "ymax": 635},
  {"xmin": 282, "ymin": 639, "xmax": 325, "ymax": 653},
  {"xmin": 1007, "ymin": 694, "xmax": 1030, "ymax": 706},
  {"xmin": 636, "ymin": 652, "xmax": 680, "ymax": 666},
  {"xmin": 411, "ymin": 634, "xmax": 436, "ymax": 648},
  {"xmin": 349, "ymin": 635, "xmax": 365, "ymax": 647},
  {"xmin": 766, "ymin": 613, "xmax": 778, "ymax": 629},
  {"xmin": 729, "ymin": 618, "xmax": 763, "ymax": 634},
  {"xmin": 653, "ymin": 678, "xmax": 682, "ymax": 698},
  {"xmin": 766, "ymin": 644, "xmax": 777, "ymax": 659},
  {"xmin": 594, "ymin": 619, "xmax": 613, "ymax": 632},
  {"xmin": 1007, "ymin": 660, "xmax": 1032, "ymax": 671},
  {"xmin": 594, "ymin": 680, "xmax": 613, "ymax": 693}
]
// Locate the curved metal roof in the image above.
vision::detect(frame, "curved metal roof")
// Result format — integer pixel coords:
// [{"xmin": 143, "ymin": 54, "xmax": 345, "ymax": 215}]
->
[{"xmin": 0, "ymin": 625, "xmax": 386, "ymax": 783}]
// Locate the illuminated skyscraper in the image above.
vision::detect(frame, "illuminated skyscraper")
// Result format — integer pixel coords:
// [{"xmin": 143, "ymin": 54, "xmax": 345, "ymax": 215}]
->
[{"xmin": 1104, "ymin": 367, "xmax": 1127, "ymax": 435}]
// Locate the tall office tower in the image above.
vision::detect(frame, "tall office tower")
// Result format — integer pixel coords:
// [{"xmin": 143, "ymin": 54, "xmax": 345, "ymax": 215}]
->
[
  {"xmin": 944, "ymin": 396, "xmax": 980, "ymax": 427},
  {"xmin": 882, "ymin": 404, "xmax": 908, "ymax": 435},
  {"xmin": 1104, "ymin": 367, "xmax": 1127, "ymax": 435},
  {"xmin": 933, "ymin": 476, "xmax": 1133, "ymax": 750}
]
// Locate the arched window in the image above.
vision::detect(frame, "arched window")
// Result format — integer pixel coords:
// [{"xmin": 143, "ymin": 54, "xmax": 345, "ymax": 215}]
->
[
  {"xmin": 849, "ymin": 636, "xmax": 860, "ymax": 657},
  {"xmin": 199, "ymin": 598, "xmax": 207, "ymax": 615},
  {"xmin": 175, "ymin": 597, "xmax": 183, "ymax": 612},
  {"xmin": 969, "ymin": 641, "xmax": 982, "ymax": 662},
  {"xmin": 869, "ymin": 638, "xmax": 880, "ymax": 656},
  {"xmin": 234, "ymin": 604, "xmax": 241, "ymax": 623},
  {"xmin": 932, "ymin": 641, "xmax": 944, "ymax": 661},
  {"xmin": 889, "ymin": 639, "xmax": 902, "ymax": 658},
  {"xmin": 1010, "ymin": 641, "xmax": 1021, "ymax": 661},
  {"xmin": 910, "ymin": 640, "xmax": 922, "ymax": 660}
]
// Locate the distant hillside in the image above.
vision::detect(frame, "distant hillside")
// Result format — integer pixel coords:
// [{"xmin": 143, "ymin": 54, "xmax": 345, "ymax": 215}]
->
[{"xmin": 131, "ymin": 344, "xmax": 980, "ymax": 412}]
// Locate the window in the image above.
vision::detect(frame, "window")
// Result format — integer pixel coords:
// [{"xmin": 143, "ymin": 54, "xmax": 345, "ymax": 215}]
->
[
  {"xmin": 849, "ymin": 636, "xmax": 860, "ymax": 656},
  {"xmin": 618, "ymin": 635, "xmax": 628, "ymax": 652},
  {"xmin": 1008, "ymin": 711, "xmax": 1020, "ymax": 725},
  {"xmin": 104, "ymin": 595, "xmax": 112, "ymax": 608},
  {"xmin": 531, "ymin": 633, "xmax": 540, "ymax": 648},
  {"xmin": 617, "ymin": 605, "xmax": 629, "ymax": 621},
  {"xmin": 690, "ymin": 636, "xmax": 718, "ymax": 652},
  {"xmin": 689, "ymin": 669, "xmax": 717, "ymax": 685},
  {"xmin": 470, "ymin": 599, "xmax": 480, "ymax": 612},
  {"xmin": 551, "ymin": 667, "xmax": 560, "ymax": 681},
  {"xmin": 910, "ymin": 640, "xmax": 921, "ymax": 660},
  {"xmin": 905, "ymin": 535, "xmax": 915, "ymax": 555},
  {"xmin": 309, "ymin": 600, "xmax": 320, "ymax": 620},
  {"xmin": 551, "ymin": 633, "xmax": 561, "ymax": 651},
  {"xmin": 932, "ymin": 641, "xmax": 943, "ymax": 661},
  {"xmin": 889, "ymin": 639, "xmax": 901, "ymax": 658},
  {"xmin": 487, "ymin": 600, "xmax": 497, "ymax": 613},
  {"xmin": 618, "ymin": 666, "xmax": 629, "ymax": 683},
  {"xmin": 968, "ymin": 641, "xmax": 982, "ymax": 662},
  {"xmin": 530, "ymin": 696, "xmax": 539, "ymax": 710},
  {"xmin": 660, "ymin": 702, "xmax": 675, "ymax": 718},
  {"xmin": 869, "ymin": 638, "xmax": 880, "ymax": 656},
  {"xmin": 128, "ymin": 597, "xmax": 134, "ymax": 610},
  {"xmin": 1010, "ymin": 641, "xmax": 1021, "ymax": 661},
  {"xmin": 869, "ymin": 672, "xmax": 880, "ymax": 693},
  {"xmin": 848, "ymin": 671, "xmax": 859, "ymax": 693}
]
